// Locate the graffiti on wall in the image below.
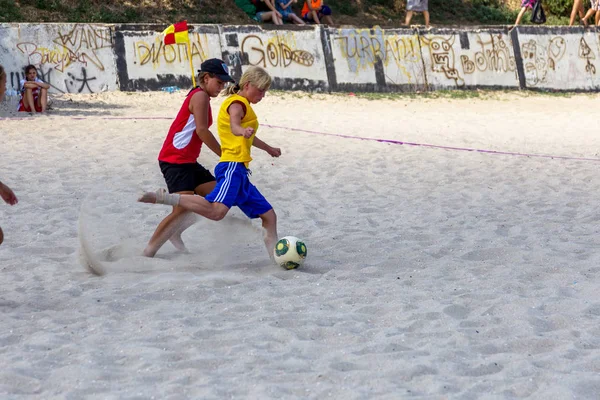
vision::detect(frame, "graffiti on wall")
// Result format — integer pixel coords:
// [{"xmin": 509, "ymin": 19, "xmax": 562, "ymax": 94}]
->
[
  {"xmin": 460, "ymin": 33, "xmax": 516, "ymax": 76},
  {"xmin": 521, "ymin": 37, "xmax": 567, "ymax": 86},
  {"xmin": 420, "ymin": 35, "xmax": 464, "ymax": 87},
  {"xmin": 333, "ymin": 28, "xmax": 421, "ymax": 81},
  {"xmin": 240, "ymin": 33, "xmax": 314, "ymax": 68},
  {"xmin": 9, "ymin": 24, "xmax": 111, "ymax": 93},
  {"xmin": 16, "ymin": 24, "xmax": 111, "ymax": 72},
  {"xmin": 579, "ymin": 37, "xmax": 596, "ymax": 74},
  {"xmin": 131, "ymin": 32, "xmax": 210, "ymax": 67}
]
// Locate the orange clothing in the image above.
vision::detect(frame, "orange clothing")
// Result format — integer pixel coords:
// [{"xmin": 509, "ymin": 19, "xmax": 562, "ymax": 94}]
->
[{"xmin": 302, "ymin": 0, "xmax": 321, "ymax": 15}]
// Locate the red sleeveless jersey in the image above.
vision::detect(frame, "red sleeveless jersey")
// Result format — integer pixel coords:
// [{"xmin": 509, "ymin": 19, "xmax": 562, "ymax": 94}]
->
[{"xmin": 158, "ymin": 87, "xmax": 212, "ymax": 164}]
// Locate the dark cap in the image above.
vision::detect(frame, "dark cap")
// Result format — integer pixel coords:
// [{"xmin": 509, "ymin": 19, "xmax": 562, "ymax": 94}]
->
[{"xmin": 199, "ymin": 58, "xmax": 234, "ymax": 82}]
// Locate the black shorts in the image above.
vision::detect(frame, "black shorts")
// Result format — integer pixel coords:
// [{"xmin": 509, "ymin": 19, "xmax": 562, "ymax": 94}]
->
[{"xmin": 159, "ymin": 161, "xmax": 216, "ymax": 193}]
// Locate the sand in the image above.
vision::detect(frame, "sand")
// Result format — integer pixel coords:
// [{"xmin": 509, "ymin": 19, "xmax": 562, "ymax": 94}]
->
[{"xmin": 1, "ymin": 90, "xmax": 600, "ymax": 398}]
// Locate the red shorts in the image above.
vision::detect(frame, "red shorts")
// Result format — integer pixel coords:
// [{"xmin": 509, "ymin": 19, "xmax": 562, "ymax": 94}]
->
[{"xmin": 17, "ymin": 96, "xmax": 42, "ymax": 112}]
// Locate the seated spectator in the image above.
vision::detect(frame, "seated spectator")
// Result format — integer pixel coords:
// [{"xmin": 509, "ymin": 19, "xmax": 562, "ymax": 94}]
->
[
  {"xmin": 276, "ymin": 0, "xmax": 305, "ymax": 25},
  {"xmin": 302, "ymin": 0, "xmax": 333, "ymax": 24},
  {"xmin": 235, "ymin": 0, "xmax": 283, "ymax": 25},
  {"xmin": 18, "ymin": 65, "xmax": 50, "ymax": 113}
]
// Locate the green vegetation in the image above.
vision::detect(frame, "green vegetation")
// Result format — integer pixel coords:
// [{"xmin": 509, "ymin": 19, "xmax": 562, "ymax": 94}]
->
[{"xmin": 0, "ymin": 0, "xmax": 582, "ymax": 25}]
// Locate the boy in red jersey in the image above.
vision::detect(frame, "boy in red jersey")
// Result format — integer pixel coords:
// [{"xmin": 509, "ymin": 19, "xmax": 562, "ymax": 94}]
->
[{"xmin": 143, "ymin": 59, "xmax": 234, "ymax": 257}]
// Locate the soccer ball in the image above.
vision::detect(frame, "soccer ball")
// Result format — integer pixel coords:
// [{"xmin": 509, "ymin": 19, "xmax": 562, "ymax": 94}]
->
[{"xmin": 273, "ymin": 236, "xmax": 307, "ymax": 270}]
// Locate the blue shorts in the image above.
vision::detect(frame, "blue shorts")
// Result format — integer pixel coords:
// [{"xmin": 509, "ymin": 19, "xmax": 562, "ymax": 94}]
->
[
  {"xmin": 205, "ymin": 162, "xmax": 272, "ymax": 219},
  {"xmin": 253, "ymin": 11, "xmax": 267, "ymax": 22}
]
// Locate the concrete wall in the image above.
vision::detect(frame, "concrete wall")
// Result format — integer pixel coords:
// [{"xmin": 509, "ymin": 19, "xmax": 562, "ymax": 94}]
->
[
  {"xmin": 0, "ymin": 23, "xmax": 117, "ymax": 94},
  {"xmin": 1, "ymin": 23, "xmax": 599, "ymax": 94}
]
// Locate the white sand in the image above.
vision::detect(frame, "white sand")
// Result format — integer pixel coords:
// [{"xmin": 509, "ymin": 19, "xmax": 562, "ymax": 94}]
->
[{"xmin": 1, "ymin": 90, "xmax": 600, "ymax": 398}]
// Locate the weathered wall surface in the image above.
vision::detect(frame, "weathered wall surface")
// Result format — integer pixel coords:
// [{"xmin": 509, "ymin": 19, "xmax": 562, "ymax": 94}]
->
[
  {"xmin": 327, "ymin": 27, "xmax": 426, "ymax": 92},
  {"xmin": 1, "ymin": 23, "xmax": 599, "ymax": 94},
  {"xmin": 516, "ymin": 26, "xmax": 600, "ymax": 91},
  {"xmin": 220, "ymin": 25, "xmax": 329, "ymax": 92},
  {"xmin": 0, "ymin": 23, "xmax": 117, "ymax": 93},
  {"xmin": 418, "ymin": 28, "xmax": 518, "ymax": 90}
]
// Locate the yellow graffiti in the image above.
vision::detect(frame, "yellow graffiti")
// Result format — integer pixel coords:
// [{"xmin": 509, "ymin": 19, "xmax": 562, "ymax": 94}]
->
[
  {"xmin": 133, "ymin": 33, "xmax": 209, "ymax": 68},
  {"xmin": 334, "ymin": 27, "xmax": 421, "ymax": 81}
]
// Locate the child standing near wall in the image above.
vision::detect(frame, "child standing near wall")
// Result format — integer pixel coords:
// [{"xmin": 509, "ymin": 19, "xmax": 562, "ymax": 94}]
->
[
  {"xmin": 18, "ymin": 65, "xmax": 50, "ymax": 113},
  {"xmin": 276, "ymin": 0, "xmax": 306, "ymax": 24},
  {"xmin": 139, "ymin": 66, "xmax": 282, "ymax": 262}
]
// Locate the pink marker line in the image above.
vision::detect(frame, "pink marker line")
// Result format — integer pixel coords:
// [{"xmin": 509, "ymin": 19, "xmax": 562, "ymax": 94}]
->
[
  {"xmin": 262, "ymin": 124, "xmax": 600, "ymax": 163},
  {"xmin": 2, "ymin": 115, "xmax": 598, "ymax": 162}
]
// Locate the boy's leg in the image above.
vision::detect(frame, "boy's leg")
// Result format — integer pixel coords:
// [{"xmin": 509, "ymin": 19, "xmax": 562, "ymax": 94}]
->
[
  {"xmin": 143, "ymin": 202, "xmax": 193, "ymax": 257},
  {"xmin": 291, "ymin": 14, "xmax": 305, "ymax": 24},
  {"xmin": 24, "ymin": 88, "xmax": 36, "ymax": 112},
  {"xmin": 39, "ymin": 88, "xmax": 48, "ymax": 112},
  {"xmin": 512, "ymin": 7, "xmax": 527, "ymax": 28},
  {"xmin": 596, "ymin": 10, "xmax": 600, "ymax": 24},
  {"xmin": 139, "ymin": 190, "xmax": 230, "ymax": 221},
  {"xmin": 323, "ymin": 15, "xmax": 333, "ymax": 24},
  {"xmin": 405, "ymin": 11, "xmax": 414, "ymax": 25},
  {"xmin": 424, "ymin": 10, "xmax": 430, "ymax": 26},
  {"xmin": 259, "ymin": 209, "xmax": 278, "ymax": 261},
  {"xmin": 570, "ymin": 0, "xmax": 583, "ymax": 25}
]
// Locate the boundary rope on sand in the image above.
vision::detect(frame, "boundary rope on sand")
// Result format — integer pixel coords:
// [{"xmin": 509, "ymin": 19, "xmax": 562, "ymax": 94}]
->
[{"xmin": 2, "ymin": 116, "xmax": 600, "ymax": 163}]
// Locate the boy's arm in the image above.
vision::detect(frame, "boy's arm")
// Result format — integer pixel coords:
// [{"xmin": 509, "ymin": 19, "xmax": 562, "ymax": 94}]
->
[
  {"xmin": 282, "ymin": 0, "xmax": 294, "ymax": 8},
  {"xmin": 189, "ymin": 91, "xmax": 221, "ymax": 157},
  {"xmin": 23, "ymin": 82, "xmax": 39, "ymax": 89},
  {"xmin": 229, "ymin": 103, "xmax": 255, "ymax": 138},
  {"xmin": 253, "ymin": 136, "xmax": 281, "ymax": 157}
]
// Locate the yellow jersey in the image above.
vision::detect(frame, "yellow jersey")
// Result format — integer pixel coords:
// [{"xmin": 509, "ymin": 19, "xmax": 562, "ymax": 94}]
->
[{"xmin": 217, "ymin": 94, "xmax": 259, "ymax": 167}]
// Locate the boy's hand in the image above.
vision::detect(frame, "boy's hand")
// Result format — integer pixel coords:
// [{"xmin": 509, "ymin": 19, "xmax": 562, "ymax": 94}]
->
[
  {"xmin": 267, "ymin": 146, "xmax": 282, "ymax": 157},
  {"xmin": 242, "ymin": 127, "xmax": 255, "ymax": 138}
]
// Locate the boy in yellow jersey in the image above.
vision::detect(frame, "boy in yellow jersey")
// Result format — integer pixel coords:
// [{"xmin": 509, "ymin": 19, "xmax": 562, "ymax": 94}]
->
[
  {"xmin": 139, "ymin": 66, "xmax": 282, "ymax": 262},
  {"xmin": 302, "ymin": 0, "xmax": 333, "ymax": 24}
]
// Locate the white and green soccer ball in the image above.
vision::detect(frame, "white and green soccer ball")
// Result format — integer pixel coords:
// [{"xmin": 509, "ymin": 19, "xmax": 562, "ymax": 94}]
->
[{"xmin": 273, "ymin": 236, "xmax": 307, "ymax": 270}]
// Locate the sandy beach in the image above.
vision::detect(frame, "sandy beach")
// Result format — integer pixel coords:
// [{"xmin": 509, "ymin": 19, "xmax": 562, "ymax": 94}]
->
[{"xmin": 1, "ymin": 90, "xmax": 600, "ymax": 398}]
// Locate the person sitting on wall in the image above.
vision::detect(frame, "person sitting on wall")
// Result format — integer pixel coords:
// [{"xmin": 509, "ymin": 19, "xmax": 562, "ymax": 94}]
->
[
  {"xmin": 302, "ymin": 0, "xmax": 334, "ymax": 25},
  {"xmin": 276, "ymin": 0, "xmax": 306, "ymax": 25},
  {"xmin": 235, "ymin": 0, "xmax": 283, "ymax": 25},
  {"xmin": 18, "ymin": 64, "xmax": 50, "ymax": 113}
]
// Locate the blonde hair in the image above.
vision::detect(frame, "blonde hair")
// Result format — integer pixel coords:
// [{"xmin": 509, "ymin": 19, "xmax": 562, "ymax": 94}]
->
[{"xmin": 223, "ymin": 66, "xmax": 271, "ymax": 96}]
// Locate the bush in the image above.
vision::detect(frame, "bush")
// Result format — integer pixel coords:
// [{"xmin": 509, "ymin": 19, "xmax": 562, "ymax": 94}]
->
[
  {"xmin": 543, "ymin": 0, "xmax": 571, "ymax": 16},
  {"xmin": 0, "ymin": 0, "xmax": 23, "ymax": 22}
]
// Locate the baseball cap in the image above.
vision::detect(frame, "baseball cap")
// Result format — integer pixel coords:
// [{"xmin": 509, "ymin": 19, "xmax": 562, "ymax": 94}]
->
[{"xmin": 199, "ymin": 58, "xmax": 234, "ymax": 82}]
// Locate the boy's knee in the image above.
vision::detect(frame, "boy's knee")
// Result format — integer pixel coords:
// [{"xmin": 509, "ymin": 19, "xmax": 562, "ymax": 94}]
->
[{"xmin": 209, "ymin": 206, "xmax": 229, "ymax": 221}]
